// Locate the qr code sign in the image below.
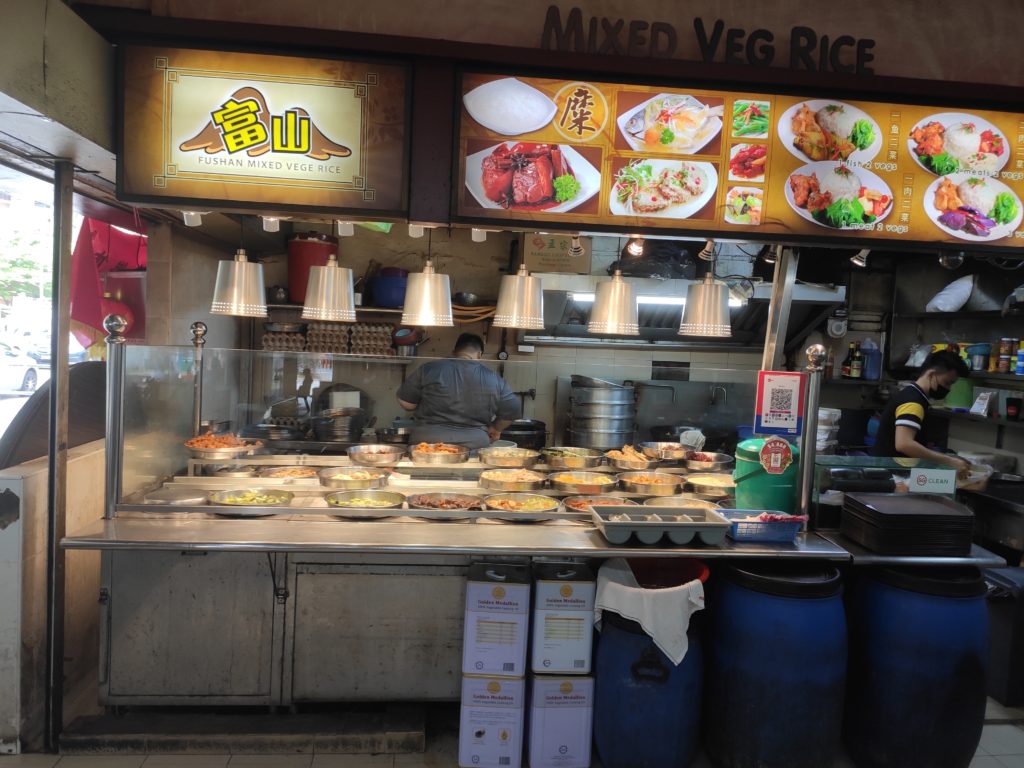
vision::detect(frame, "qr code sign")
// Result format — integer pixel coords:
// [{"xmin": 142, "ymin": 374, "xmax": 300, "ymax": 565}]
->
[{"xmin": 769, "ymin": 388, "xmax": 793, "ymax": 412}]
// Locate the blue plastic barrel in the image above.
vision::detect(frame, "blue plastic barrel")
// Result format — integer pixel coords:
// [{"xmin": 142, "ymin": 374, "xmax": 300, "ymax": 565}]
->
[
  {"xmin": 594, "ymin": 559, "xmax": 708, "ymax": 768},
  {"xmin": 705, "ymin": 563, "xmax": 847, "ymax": 768},
  {"xmin": 845, "ymin": 567, "xmax": 989, "ymax": 768}
]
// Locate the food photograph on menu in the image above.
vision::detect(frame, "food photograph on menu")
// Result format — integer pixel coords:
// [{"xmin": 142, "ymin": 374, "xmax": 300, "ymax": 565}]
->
[
  {"xmin": 778, "ymin": 100, "xmax": 881, "ymax": 163},
  {"xmin": 609, "ymin": 159, "xmax": 718, "ymax": 220},
  {"xmin": 908, "ymin": 112, "xmax": 1008, "ymax": 176},
  {"xmin": 616, "ymin": 93, "xmax": 723, "ymax": 154}
]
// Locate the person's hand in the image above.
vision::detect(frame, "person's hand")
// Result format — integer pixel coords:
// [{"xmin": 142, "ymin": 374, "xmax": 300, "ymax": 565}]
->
[
  {"xmin": 950, "ymin": 456, "xmax": 971, "ymax": 481},
  {"xmin": 487, "ymin": 426, "xmax": 502, "ymax": 442}
]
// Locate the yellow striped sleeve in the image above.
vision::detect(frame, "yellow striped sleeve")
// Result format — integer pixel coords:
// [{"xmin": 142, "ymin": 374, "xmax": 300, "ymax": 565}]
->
[{"xmin": 895, "ymin": 403, "xmax": 925, "ymax": 420}]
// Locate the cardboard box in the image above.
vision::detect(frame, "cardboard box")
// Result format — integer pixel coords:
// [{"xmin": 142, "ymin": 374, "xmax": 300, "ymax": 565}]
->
[
  {"xmin": 521, "ymin": 233, "xmax": 591, "ymax": 274},
  {"xmin": 527, "ymin": 675, "xmax": 594, "ymax": 768},
  {"xmin": 463, "ymin": 563, "xmax": 531, "ymax": 677},
  {"xmin": 531, "ymin": 563, "xmax": 595, "ymax": 674},
  {"xmin": 459, "ymin": 676, "xmax": 525, "ymax": 768}
]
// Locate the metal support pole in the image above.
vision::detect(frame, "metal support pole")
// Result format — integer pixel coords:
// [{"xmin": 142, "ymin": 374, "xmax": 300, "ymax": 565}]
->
[
  {"xmin": 104, "ymin": 315, "xmax": 129, "ymax": 520},
  {"xmin": 798, "ymin": 344, "xmax": 828, "ymax": 517},
  {"xmin": 761, "ymin": 246, "xmax": 799, "ymax": 371},
  {"xmin": 191, "ymin": 321, "xmax": 208, "ymax": 437},
  {"xmin": 44, "ymin": 159, "xmax": 73, "ymax": 752}
]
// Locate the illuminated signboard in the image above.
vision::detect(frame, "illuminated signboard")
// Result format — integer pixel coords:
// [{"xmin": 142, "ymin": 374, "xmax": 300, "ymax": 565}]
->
[
  {"xmin": 455, "ymin": 72, "xmax": 1024, "ymax": 250},
  {"xmin": 119, "ymin": 46, "xmax": 409, "ymax": 216}
]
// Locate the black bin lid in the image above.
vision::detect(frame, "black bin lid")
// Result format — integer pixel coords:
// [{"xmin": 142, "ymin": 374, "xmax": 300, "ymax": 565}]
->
[
  {"xmin": 723, "ymin": 562, "xmax": 842, "ymax": 598},
  {"xmin": 871, "ymin": 566, "xmax": 986, "ymax": 598}
]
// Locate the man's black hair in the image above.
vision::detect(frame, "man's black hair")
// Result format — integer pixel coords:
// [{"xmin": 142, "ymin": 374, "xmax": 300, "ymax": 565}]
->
[
  {"xmin": 922, "ymin": 349, "xmax": 970, "ymax": 378},
  {"xmin": 453, "ymin": 333, "xmax": 485, "ymax": 355}
]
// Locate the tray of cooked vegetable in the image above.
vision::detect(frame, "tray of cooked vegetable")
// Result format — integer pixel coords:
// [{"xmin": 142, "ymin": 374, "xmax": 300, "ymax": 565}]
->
[
  {"xmin": 185, "ymin": 433, "xmax": 263, "ymax": 460},
  {"xmin": 482, "ymin": 493, "xmax": 560, "ymax": 521},
  {"xmin": 549, "ymin": 471, "xmax": 617, "ymax": 495},
  {"xmin": 318, "ymin": 467, "xmax": 390, "ymax": 489},
  {"xmin": 409, "ymin": 442, "xmax": 471, "ymax": 464},
  {"xmin": 591, "ymin": 504, "xmax": 731, "ymax": 546},
  {"xmin": 260, "ymin": 465, "xmax": 320, "ymax": 479},
  {"xmin": 618, "ymin": 471, "xmax": 686, "ymax": 496},
  {"xmin": 479, "ymin": 468, "xmax": 547, "ymax": 492},
  {"xmin": 686, "ymin": 473, "xmax": 736, "ymax": 498},
  {"xmin": 563, "ymin": 495, "xmax": 638, "ymax": 512},
  {"xmin": 207, "ymin": 488, "xmax": 293, "ymax": 515},
  {"xmin": 406, "ymin": 493, "xmax": 482, "ymax": 511},
  {"xmin": 478, "ymin": 446, "xmax": 541, "ymax": 468},
  {"xmin": 324, "ymin": 490, "xmax": 406, "ymax": 518},
  {"xmin": 605, "ymin": 445, "xmax": 660, "ymax": 471},
  {"xmin": 347, "ymin": 443, "xmax": 406, "ymax": 467},
  {"xmin": 542, "ymin": 447, "xmax": 605, "ymax": 469}
]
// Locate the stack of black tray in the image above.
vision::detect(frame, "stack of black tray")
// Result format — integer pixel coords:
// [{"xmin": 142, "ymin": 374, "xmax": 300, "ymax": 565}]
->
[{"xmin": 841, "ymin": 493, "xmax": 974, "ymax": 556}]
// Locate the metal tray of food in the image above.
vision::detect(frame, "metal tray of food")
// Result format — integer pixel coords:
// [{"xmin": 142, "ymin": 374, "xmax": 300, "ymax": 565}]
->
[
  {"xmin": 605, "ymin": 445, "xmax": 660, "ymax": 471},
  {"xmin": 643, "ymin": 495, "xmax": 721, "ymax": 511},
  {"xmin": 324, "ymin": 490, "xmax": 406, "ymax": 517},
  {"xmin": 591, "ymin": 505, "xmax": 731, "ymax": 546},
  {"xmin": 549, "ymin": 471, "xmax": 618, "ymax": 495},
  {"xmin": 482, "ymin": 493, "xmax": 560, "ymax": 520},
  {"xmin": 259, "ymin": 465, "xmax": 320, "ymax": 480},
  {"xmin": 479, "ymin": 468, "xmax": 547, "ymax": 492},
  {"xmin": 563, "ymin": 495, "xmax": 638, "ymax": 512},
  {"xmin": 144, "ymin": 487, "xmax": 210, "ymax": 506},
  {"xmin": 542, "ymin": 447, "xmax": 605, "ymax": 469},
  {"xmin": 406, "ymin": 493, "xmax": 482, "ymax": 520},
  {"xmin": 346, "ymin": 444, "xmax": 406, "ymax": 467},
  {"xmin": 639, "ymin": 442, "xmax": 690, "ymax": 460},
  {"xmin": 478, "ymin": 446, "xmax": 541, "ymax": 469},
  {"xmin": 207, "ymin": 489, "xmax": 293, "ymax": 514},
  {"xmin": 686, "ymin": 473, "xmax": 736, "ymax": 498},
  {"xmin": 409, "ymin": 443, "xmax": 471, "ymax": 464},
  {"xmin": 684, "ymin": 451, "xmax": 735, "ymax": 472},
  {"xmin": 318, "ymin": 467, "xmax": 390, "ymax": 489},
  {"xmin": 618, "ymin": 471, "xmax": 686, "ymax": 496},
  {"xmin": 211, "ymin": 465, "xmax": 260, "ymax": 478},
  {"xmin": 184, "ymin": 435, "xmax": 263, "ymax": 460}
]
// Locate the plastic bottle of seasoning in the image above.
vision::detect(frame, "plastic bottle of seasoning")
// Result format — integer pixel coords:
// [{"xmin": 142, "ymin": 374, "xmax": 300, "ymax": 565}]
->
[{"xmin": 1016, "ymin": 343, "xmax": 1024, "ymax": 376}]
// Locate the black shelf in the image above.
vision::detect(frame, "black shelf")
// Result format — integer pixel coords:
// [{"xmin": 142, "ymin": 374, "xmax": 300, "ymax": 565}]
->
[{"xmin": 930, "ymin": 409, "xmax": 1024, "ymax": 431}]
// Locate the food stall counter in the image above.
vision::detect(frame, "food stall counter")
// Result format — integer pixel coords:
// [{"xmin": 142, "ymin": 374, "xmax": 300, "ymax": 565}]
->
[
  {"xmin": 818, "ymin": 532, "xmax": 1005, "ymax": 568},
  {"xmin": 62, "ymin": 515, "xmax": 851, "ymax": 560}
]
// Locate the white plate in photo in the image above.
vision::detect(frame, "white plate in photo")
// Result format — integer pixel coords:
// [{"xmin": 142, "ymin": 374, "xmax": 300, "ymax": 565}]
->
[
  {"xmin": 923, "ymin": 173, "xmax": 1022, "ymax": 242},
  {"xmin": 778, "ymin": 99, "xmax": 882, "ymax": 164},
  {"xmin": 906, "ymin": 112, "xmax": 1009, "ymax": 177},
  {"xmin": 616, "ymin": 93, "xmax": 723, "ymax": 155},
  {"xmin": 463, "ymin": 78, "xmax": 557, "ymax": 136},
  {"xmin": 783, "ymin": 161, "xmax": 893, "ymax": 230},
  {"xmin": 464, "ymin": 142, "xmax": 601, "ymax": 214},
  {"xmin": 608, "ymin": 159, "xmax": 718, "ymax": 220}
]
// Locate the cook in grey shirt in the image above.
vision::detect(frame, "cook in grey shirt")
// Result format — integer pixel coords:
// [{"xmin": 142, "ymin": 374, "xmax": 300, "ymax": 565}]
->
[{"xmin": 397, "ymin": 333, "xmax": 520, "ymax": 449}]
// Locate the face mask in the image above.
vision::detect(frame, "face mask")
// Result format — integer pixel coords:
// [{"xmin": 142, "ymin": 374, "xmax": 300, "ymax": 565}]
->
[{"xmin": 931, "ymin": 383, "xmax": 951, "ymax": 401}]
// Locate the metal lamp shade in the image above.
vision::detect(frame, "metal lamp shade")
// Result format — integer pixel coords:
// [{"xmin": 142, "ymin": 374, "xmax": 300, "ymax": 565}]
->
[
  {"xmin": 302, "ymin": 255, "xmax": 356, "ymax": 322},
  {"xmin": 588, "ymin": 270, "xmax": 638, "ymax": 335},
  {"xmin": 210, "ymin": 249, "xmax": 267, "ymax": 317},
  {"xmin": 493, "ymin": 264, "xmax": 544, "ymax": 329},
  {"xmin": 400, "ymin": 260, "xmax": 453, "ymax": 327},
  {"xmin": 679, "ymin": 273, "xmax": 731, "ymax": 337}
]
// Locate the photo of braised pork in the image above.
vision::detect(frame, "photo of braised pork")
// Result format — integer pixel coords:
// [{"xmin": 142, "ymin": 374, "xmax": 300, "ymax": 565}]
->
[{"xmin": 480, "ymin": 143, "xmax": 579, "ymax": 210}]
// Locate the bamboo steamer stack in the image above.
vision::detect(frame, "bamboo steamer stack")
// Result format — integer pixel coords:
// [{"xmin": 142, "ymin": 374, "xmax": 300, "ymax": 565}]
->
[
  {"xmin": 306, "ymin": 322, "xmax": 351, "ymax": 354},
  {"xmin": 349, "ymin": 322, "xmax": 396, "ymax": 356}
]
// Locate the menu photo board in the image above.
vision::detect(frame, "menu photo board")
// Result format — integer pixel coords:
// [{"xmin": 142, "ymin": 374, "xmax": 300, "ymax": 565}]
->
[
  {"xmin": 455, "ymin": 72, "xmax": 1024, "ymax": 251},
  {"xmin": 119, "ymin": 46, "xmax": 409, "ymax": 216}
]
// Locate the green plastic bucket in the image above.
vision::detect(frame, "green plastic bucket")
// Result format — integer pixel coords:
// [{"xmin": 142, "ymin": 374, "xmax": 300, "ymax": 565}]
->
[{"xmin": 733, "ymin": 438, "xmax": 801, "ymax": 514}]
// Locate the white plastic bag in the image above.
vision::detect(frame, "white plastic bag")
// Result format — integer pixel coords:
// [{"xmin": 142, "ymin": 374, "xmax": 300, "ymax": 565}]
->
[{"xmin": 925, "ymin": 275, "xmax": 975, "ymax": 312}]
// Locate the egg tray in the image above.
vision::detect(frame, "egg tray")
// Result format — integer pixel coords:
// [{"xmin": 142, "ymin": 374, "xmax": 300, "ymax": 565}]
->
[{"xmin": 590, "ymin": 505, "xmax": 731, "ymax": 546}]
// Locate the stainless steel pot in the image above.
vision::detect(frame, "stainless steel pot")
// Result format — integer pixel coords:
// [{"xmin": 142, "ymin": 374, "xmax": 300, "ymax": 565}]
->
[
  {"xmin": 569, "ymin": 401, "xmax": 637, "ymax": 419},
  {"xmin": 570, "ymin": 416, "xmax": 636, "ymax": 432},
  {"xmin": 570, "ymin": 386, "xmax": 635, "ymax": 405},
  {"xmin": 500, "ymin": 420, "xmax": 547, "ymax": 450},
  {"xmin": 571, "ymin": 374, "xmax": 623, "ymax": 388},
  {"xmin": 569, "ymin": 428, "xmax": 635, "ymax": 450}
]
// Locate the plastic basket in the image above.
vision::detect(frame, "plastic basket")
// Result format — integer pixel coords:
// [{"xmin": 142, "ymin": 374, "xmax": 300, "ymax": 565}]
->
[{"xmin": 722, "ymin": 510, "xmax": 801, "ymax": 543}]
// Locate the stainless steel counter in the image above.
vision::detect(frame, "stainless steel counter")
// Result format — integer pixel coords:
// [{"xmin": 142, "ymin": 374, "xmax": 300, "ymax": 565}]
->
[
  {"xmin": 819, "ymin": 533, "xmax": 1006, "ymax": 568},
  {"xmin": 62, "ymin": 516, "xmax": 850, "ymax": 559}
]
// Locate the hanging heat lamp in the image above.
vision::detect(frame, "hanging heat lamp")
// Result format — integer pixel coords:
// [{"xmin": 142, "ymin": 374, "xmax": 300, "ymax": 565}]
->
[
  {"xmin": 493, "ymin": 264, "xmax": 544, "ymax": 330},
  {"xmin": 302, "ymin": 253, "xmax": 357, "ymax": 322},
  {"xmin": 679, "ymin": 271, "xmax": 731, "ymax": 337},
  {"xmin": 401, "ymin": 230, "xmax": 453, "ymax": 327},
  {"xmin": 210, "ymin": 247, "xmax": 267, "ymax": 318},
  {"xmin": 587, "ymin": 270, "xmax": 638, "ymax": 336}
]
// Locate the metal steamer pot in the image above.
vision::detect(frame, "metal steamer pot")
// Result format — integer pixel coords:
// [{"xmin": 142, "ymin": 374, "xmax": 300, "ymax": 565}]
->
[
  {"xmin": 568, "ymin": 428, "xmax": 635, "ymax": 450},
  {"xmin": 570, "ymin": 386, "xmax": 636, "ymax": 405},
  {"xmin": 571, "ymin": 416, "xmax": 636, "ymax": 432}
]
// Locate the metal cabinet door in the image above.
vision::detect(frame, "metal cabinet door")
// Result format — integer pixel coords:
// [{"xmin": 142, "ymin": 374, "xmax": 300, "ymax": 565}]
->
[
  {"xmin": 105, "ymin": 550, "xmax": 277, "ymax": 703},
  {"xmin": 289, "ymin": 563, "xmax": 466, "ymax": 702}
]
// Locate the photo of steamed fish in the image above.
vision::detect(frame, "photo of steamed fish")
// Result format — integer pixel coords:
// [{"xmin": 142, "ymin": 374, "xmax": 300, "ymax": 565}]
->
[
  {"xmin": 617, "ymin": 94, "xmax": 724, "ymax": 154},
  {"xmin": 908, "ymin": 112, "xmax": 1008, "ymax": 176},
  {"xmin": 778, "ymin": 100, "xmax": 881, "ymax": 163}
]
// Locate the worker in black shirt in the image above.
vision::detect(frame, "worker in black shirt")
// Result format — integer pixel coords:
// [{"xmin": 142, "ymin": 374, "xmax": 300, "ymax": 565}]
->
[{"xmin": 873, "ymin": 349, "xmax": 971, "ymax": 477}]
